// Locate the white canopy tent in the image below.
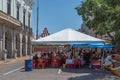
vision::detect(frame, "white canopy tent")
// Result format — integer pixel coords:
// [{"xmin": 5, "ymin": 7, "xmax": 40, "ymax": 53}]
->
[
  {"xmin": 32, "ymin": 28, "xmax": 104, "ymax": 45},
  {"xmin": 32, "ymin": 28, "xmax": 106, "ymax": 69}
]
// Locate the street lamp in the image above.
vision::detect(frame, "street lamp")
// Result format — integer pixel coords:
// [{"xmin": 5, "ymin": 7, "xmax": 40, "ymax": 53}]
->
[{"xmin": 36, "ymin": 0, "xmax": 39, "ymax": 39}]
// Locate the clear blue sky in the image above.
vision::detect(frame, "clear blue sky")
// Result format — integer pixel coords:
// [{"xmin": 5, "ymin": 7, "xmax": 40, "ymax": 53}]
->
[{"xmin": 32, "ymin": 0, "xmax": 83, "ymax": 35}]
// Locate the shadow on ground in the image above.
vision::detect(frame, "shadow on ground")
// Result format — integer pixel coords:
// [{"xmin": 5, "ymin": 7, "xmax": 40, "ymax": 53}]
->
[{"xmin": 62, "ymin": 68, "xmax": 119, "ymax": 80}]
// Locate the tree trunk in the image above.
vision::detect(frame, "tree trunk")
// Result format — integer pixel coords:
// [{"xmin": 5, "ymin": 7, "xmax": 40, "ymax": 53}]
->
[{"xmin": 116, "ymin": 43, "xmax": 120, "ymax": 54}]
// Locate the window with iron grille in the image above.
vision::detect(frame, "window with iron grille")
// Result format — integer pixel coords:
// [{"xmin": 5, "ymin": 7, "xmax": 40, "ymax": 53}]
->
[{"xmin": 7, "ymin": 0, "xmax": 11, "ymax": 15}]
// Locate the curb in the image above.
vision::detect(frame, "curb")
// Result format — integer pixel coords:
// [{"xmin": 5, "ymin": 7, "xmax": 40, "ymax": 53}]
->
[
  {"xmin": 0, "ymin": 61, "xmax": 6, "ymax": 65},
  {"xmin": 110, "ymin": 69, "xmax": 120, "ymax": 77},
  {"xmin": 0, "ymin": 56, "xmax": 30, "ymax": 66}
]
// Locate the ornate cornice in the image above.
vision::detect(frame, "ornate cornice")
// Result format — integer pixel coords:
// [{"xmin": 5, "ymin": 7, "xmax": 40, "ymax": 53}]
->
[
  {"xmin": 16, "ymin": 0, "xmax": 21, "ymax": 7},
  {"xmin": 0, "ymin": 10, "xmax": 20, "ymax": 27},
  {"xmin": 23, "ymin": 0, "xmax": 34, "ymax": 9},
  {"xmin": 22, "ymin": 6, "xmax": 26, "ymax": 12}
]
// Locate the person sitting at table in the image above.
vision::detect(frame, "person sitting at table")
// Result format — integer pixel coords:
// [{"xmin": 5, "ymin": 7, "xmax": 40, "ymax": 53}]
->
[
  {"xmin": 78, "ymin": 53, "xmax": 85, "ymax": 66},
  {"xmin": 66, "ymin": 57, "xmax": 74, "ymax": 64},
  {"xmin": 103, "ymin": 53, "xmax": 115, "ymax": 70}
]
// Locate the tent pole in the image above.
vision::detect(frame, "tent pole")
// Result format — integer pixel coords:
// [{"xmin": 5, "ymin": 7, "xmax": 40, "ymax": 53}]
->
[{"xmin": 101, "ymin": 48, "xmax": 105, "ymax": 69}]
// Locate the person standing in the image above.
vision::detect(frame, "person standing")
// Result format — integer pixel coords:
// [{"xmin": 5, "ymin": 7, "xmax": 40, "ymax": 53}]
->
[{"xmin": 33, "ymin": 54, "xmax": 39, "ymax": 68}]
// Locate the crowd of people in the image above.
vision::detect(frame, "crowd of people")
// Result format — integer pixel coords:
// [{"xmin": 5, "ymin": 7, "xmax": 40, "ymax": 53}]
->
[{"xmin": 32, "ymin": 47, "xmax": 117, "ymax": 69}]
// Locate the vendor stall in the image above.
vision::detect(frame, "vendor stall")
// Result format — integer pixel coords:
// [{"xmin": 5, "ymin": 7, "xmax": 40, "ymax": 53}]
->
[{"xmin": 32, "ymin": 28, "xmax": 105, "ymax": 68}]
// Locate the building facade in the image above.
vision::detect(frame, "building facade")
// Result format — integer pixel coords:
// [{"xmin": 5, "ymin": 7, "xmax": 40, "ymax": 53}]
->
[
  {"xmin": 39, "ymin": 28, "xmax": 50, "ymax": 38},
  {"xmin": 0, "ymin": 0, "xmax": 34, "ymax": 60}
]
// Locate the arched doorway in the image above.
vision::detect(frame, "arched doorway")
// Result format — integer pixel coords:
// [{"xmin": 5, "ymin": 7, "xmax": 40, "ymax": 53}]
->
[
  {"xmin": 22, "ymin": 35, "xmax": 26, "ymax": 56},
  {"xmin": 27, "ymin": 37, "xmax": 31, "ymax": 55},
  {"xmin": 16, "ymin": 34, "xmax": 20, "ymax": 57},
  {"xmin": 5, "ymin": 31, "xmax": 12, "ymax": 58}
]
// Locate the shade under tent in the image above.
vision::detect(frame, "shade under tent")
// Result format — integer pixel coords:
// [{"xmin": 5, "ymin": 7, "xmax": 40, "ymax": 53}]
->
[{"xmin": 70, "ymin": 43, "xmax": 114, "ymax": 69}]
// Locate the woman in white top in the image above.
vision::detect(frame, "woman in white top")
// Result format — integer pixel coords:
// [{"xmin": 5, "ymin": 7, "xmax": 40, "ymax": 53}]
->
[
  {"xmin": 104, "ymin": 55, "xmax": 112, "ymax": 66},
  {"xmin": 103, "ymin": 53, "xmax": 114, "ymax": 69}
]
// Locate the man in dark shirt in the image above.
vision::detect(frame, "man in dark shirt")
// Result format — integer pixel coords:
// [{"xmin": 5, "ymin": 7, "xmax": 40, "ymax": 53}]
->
[{"xmin": 33, "ymin": 54, "xmax": 39, "ymax": 68}]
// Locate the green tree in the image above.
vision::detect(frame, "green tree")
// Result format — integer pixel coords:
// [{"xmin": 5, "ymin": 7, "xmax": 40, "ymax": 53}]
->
[{"xmin": 76, "ymin": 0, "xmax": 120, "ymax": 47}]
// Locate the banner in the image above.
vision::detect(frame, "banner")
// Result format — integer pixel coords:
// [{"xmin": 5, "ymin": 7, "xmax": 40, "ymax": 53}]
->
[{"xmin": 33, "ymin": 45, "xmax": 57, "ymax": 53}]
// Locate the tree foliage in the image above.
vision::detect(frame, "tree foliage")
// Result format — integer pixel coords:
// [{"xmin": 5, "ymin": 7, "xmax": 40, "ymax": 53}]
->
[{"xmin": 76, "ymin": 0, "xmax": 120, "ymax": 46}]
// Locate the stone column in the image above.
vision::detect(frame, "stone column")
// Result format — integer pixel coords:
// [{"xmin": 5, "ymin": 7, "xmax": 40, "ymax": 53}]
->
[
  {"xmin": 0, "ymin": 38, "xmax": 2, "ymax": 60},
  {"xmin": 2, "ymin": 49, "xmax": 7, "ymax": 61},
  {"xmin": 11, "ymin": 31, "xmax": 14, "ymax": 58},
  {"xmin": 12, "ymin": 29, "xmax": 17, "ymax": 59},
  {"xmin": 0, "ymin": 37, "xmax": 2, "ymax": 52},
  {"xmin": 25, "ymin": 36, "xmax": 28, "ymax": 56},
  {"xmin": 2, "ymin": 27, "xmax": 5, "ymax": 51},
  {"xmin": 0, "ymin": 26, "xmax": 2, "ymax": 52},
  {"xmin": 19, "ymin": 34, "xmax": 22, "ymax": 57},
  {"xmin": 12, "ymin": 37, "xmax": 17, "ymax": 59},
  {"xmin": 0, "ymin": 26, "xmax": 3, "ymax": 60},
  {"xmin": 13, "ymin": 49, "xmax": 17, "ymax": 59},
  {"xmin": 2, "ymin": 27, "xmax": 7, "ymax": 60}
]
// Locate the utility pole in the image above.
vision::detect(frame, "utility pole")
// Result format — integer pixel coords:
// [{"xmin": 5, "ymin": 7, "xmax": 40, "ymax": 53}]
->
[{"xmin": 36, "ymin": 0, "xmax": 39, "ymax": 39}]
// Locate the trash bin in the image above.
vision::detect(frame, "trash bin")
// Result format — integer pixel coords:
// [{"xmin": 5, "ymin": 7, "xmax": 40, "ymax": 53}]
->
[{"xmin": 25, "ymin": 59, "xmax": 33, "ymax": 71}]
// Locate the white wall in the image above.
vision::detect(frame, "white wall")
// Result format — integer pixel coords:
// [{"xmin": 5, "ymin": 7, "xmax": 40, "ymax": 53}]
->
[
  {"xmin": 2, "ymin": 0, "xmax": 7, "ymax": 13},
  {"xmin": 0, "ymin": 0, "xmax": 34, "ymax": 28},
  {"xmin": 0, "ymin": 0, "xmax": 3, "ymax": 10}
]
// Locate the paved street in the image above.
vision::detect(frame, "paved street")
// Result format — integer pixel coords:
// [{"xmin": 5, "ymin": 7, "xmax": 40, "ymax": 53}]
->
[
  {"xmin": 0, "ymin": 61, "xmax": 24, "ymax": 76},
  {"xmin": 0, "ymin": 61, "xmax": 119, "ymax": 80}
]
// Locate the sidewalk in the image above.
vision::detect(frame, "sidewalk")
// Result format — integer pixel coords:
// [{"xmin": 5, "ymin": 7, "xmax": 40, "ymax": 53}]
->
[
  {"xmin": 110, "ymin": 64, "xmax": 120, "ymax": 77},
  {"xmin": 0, "ymin": 56, "xmax": 30, "ymax": 66},
  {"xmin": 107, "ymin": 54, "xmax": 120, "ymax": 77},
  {"xmin": 110, "ymin": 67, "xmax": 120, "ymax": 77}
]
